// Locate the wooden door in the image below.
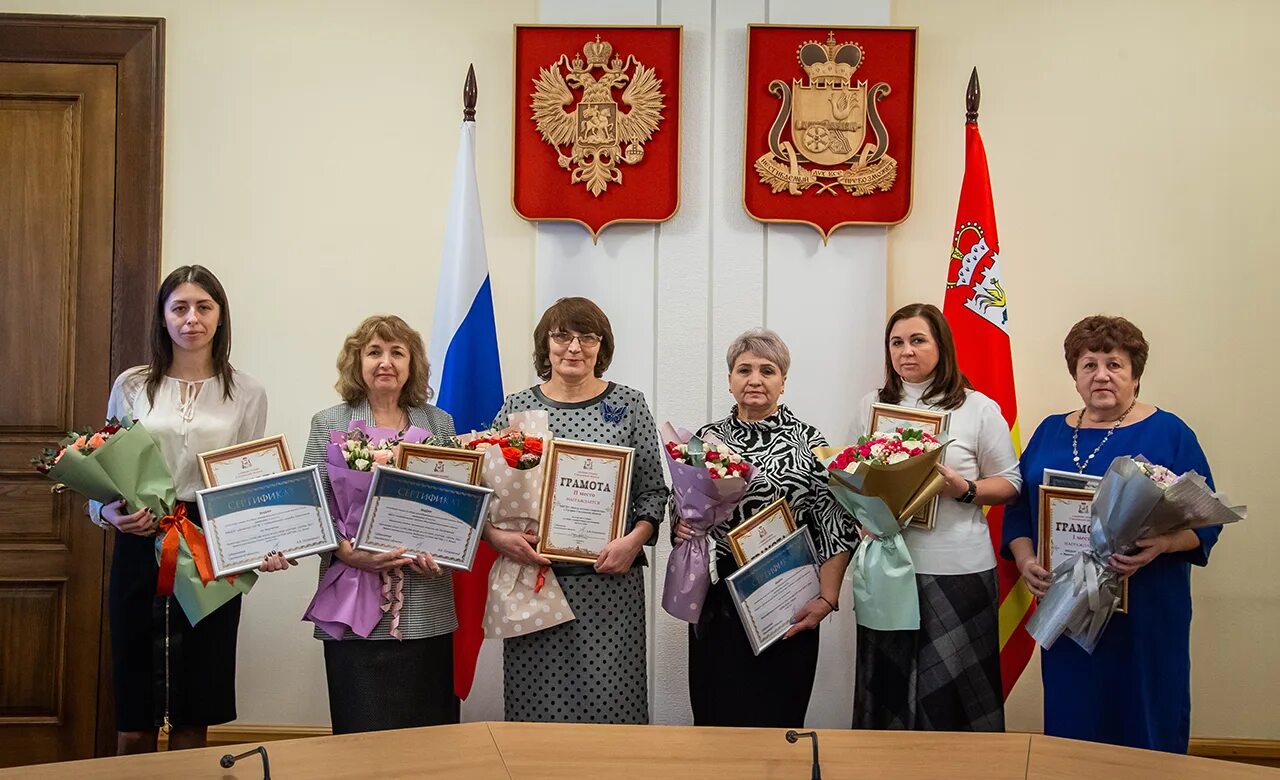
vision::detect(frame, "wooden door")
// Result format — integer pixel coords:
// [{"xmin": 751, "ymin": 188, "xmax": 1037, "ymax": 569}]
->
[{"xmin": 0, "ymin": 61, "xmax": 118, "ymax": 767}]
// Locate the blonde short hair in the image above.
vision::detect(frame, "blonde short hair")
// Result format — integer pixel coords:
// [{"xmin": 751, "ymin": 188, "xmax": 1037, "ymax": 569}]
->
[
  {"xmin": 725, "ymin": 328, "xmax": 790, "ymax": 374},
  {"xmin": 335, "ymin": 315, "xmax": 432, "ymax": 407}
]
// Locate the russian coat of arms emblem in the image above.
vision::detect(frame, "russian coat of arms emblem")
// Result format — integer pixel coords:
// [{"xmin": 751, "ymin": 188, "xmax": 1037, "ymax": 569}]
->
[
  {"xmin": 530, "ymin": 35, "xmax": 666, "ymax": 197},
  {"xmin": 513, "ymin": 25, "xmax": 682, "ymax": 240}
]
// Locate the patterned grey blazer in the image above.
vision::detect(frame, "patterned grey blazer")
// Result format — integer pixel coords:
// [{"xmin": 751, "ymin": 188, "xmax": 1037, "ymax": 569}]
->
[{"xmin": 303, "ymin": 399, "xmax": 457, "ymax": 641}]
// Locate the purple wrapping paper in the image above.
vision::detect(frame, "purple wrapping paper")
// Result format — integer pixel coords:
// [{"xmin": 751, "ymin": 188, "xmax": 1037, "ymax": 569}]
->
[
  {"xmin": 660, "ymin": 423, "xmax": 757, "ymax": 623},
  {"xmin": 303, "ymin": 421, "xmax": 430, "ymax": 640}
]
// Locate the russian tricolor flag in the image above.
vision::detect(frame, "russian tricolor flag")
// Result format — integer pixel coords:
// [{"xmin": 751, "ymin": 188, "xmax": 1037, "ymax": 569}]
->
[{"xmin": 427, "ymin": 117, "xmax": 503, "ymax": 701}]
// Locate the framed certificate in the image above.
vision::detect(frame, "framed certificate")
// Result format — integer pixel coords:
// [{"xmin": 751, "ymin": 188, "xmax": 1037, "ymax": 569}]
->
[
  {"xmin": 869, "ymin": 403, "xmax": 950, "ymax": 529},
  {"xmin": 395, "ymin": 442, "xmax": 484, "ymax": 486},
  {"xmin": 1042, "ymin": 467, "xmax": 1102, "ymax": 491},
  {"xmin": 537, "ymin": 439, "xmax": 634, "ymax": 564},
  {"xmin": 198, "ymin": 434, "xmax": 293, "ymax": 488},
  {"xmin": 1038, "ymin": 485, "xmax": 1128, "ymax": 612},
  {"xmin": 727, "ymin": 498, "xmax": 797, "ymax": 566},
  {"xmin": 195, "ymin": 466, "xmax": 337, "ymax": 577},
  {"xmin": 726, "ymin": 526, "xmax": 821, "ymax": 656},
  {"xmin": 354, "ymin": 466, "xmax": 493, "ymax": 571}
]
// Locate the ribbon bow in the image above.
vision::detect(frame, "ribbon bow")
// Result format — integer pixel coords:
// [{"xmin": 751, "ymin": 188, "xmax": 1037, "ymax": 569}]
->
[{"xmin": 156, "ymin": 504, "xmax": 217, "ymax": 597}]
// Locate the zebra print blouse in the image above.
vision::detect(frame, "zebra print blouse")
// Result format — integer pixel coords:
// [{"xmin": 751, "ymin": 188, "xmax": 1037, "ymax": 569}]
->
[{"xmin": 695, "ymin": 405, "xmax": 857, "ymax": 569}]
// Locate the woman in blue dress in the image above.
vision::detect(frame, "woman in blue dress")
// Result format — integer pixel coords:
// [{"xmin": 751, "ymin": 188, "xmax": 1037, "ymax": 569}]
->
[{"xmin": 1002, "ymin": 315, "xmax": 1223, "ymax": 753}]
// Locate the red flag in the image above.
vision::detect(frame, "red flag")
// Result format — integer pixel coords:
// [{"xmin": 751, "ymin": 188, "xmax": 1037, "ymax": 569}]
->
[
  {"xmin": 452, "ymin": 543, "xmax": 497, "ymax": 699},
  {"xmin": 942, "ymin": 93, "xmax": 1036, "ymax": 698}
]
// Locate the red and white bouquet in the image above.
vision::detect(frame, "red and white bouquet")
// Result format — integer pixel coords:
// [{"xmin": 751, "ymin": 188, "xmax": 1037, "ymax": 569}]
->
[
  {"xmin": 664, "ymin": 439, "xmax": 752, "ymax": 481},
  {"xmin": 660, "ymin": 423, "xmax": 757, "ymax": 623},
  {"xmin": 828, "ymin": 428, "xmax": 943, "ymax": 470}
]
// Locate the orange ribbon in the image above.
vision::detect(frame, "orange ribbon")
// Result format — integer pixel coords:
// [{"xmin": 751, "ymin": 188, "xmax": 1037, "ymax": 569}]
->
[
  {"xmin": 155, "ymin": 504, "xmax": 218, "ymax": 596},
  {"xmin": 533, "ymin": 564, "xmax": 548, "ymax": 594}
]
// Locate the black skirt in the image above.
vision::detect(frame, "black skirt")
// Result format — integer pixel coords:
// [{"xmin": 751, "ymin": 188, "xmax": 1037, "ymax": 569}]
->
[
  {"xmin": 109, "ymin": 501, "xmax": 242, "ymax": 731},
  {"xmin": 688, "ymin": 568, "xmax": 820, "ymax": 728},
  {"xmin": 323, "ymin": 633, "xmax": 459, "ymax": 734}
]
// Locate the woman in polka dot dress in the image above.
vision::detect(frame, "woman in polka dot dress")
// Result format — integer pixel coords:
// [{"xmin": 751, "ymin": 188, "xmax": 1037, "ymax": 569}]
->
[{"xmin": 481, "ymin": 297, "xmax": 668, "ymax": 724}]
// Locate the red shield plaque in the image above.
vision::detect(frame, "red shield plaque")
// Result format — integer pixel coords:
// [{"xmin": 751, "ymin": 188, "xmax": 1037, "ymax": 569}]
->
[
  {"xmin": 743, "ymin": 25, "xmax": 918, "ymax": 240},
  {"xmin": 513, "ymin": 25, "xmax": 682, "ymax": 241}
]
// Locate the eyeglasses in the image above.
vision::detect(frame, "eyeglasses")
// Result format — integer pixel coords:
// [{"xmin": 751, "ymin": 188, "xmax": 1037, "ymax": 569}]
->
[{"xmin": 549, "ymin": 331, "xmax": 601, "ymax": 348}]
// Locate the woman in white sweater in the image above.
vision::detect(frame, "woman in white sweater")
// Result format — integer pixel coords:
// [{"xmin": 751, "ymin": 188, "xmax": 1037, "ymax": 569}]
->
[{"xmin": 853, "ymin": 303, "xmax": 1021, "ymax": 732}]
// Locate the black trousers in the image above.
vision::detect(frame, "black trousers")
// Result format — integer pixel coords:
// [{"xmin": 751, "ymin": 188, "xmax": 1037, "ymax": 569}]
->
[
  {"xmin": 323, "ymin": 633, "xmax": 459, "ymax": 734},
  {"xmin": 688, "ymin": 578, "xmax": 819, "ymax": 728}
]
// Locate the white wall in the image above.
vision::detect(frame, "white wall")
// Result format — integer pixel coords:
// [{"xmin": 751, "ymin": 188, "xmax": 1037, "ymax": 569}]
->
[{"xmin": 521, "ymin": 0, "xmax": 889, "ymax": 729}]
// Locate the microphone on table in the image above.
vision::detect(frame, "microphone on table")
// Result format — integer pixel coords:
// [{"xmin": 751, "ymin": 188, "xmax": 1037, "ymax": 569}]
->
[
  {"xmin": 785, "ymin": 730, "xmax": 822, "ymax": 780},
  {"xmin": 219, "ymin": 745, "xmax": 271, "ymax": 779}
]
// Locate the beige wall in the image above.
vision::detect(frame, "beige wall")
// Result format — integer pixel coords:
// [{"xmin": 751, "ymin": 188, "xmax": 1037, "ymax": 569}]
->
[
  {"xmin": 889, "ymin": 0, "xmax": 1280, "ymax": 738},
  {"xmin": 4, "ymin": 0, "xmax": 539, "ymax": 724}
]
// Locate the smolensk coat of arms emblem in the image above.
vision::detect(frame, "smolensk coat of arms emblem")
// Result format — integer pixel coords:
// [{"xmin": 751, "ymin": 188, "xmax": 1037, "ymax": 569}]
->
[
  {"xmin": 755, "ymin": 33, "xmax": 897, "ymax": 197},
  {"xmin": 530, "ymin": 35, "xmax": 666, "ymax": 197}
]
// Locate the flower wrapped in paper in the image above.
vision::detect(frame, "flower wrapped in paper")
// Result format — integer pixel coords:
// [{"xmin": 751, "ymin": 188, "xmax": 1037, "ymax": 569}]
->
[
  {"xmin": 816, "ymin": 430, "xmax": 951, "ymax": 631},
  {"xmin": 463, "ymin": 410, "xmax": 575, "ymax": 639},
  {"xmin": 303, "ymin": 421, "xmax": 431, "ymax": 640},
  {"xmin": 659, "ymin": 422, "xmax": 757, "ymax": 623},
  {"xmin": 1027, "ymin": 455, "xmax": 1247, "ymax": 653},
  {"xmin": 34, "ymin": 417, "xmax": 255, "ymax": 626}
]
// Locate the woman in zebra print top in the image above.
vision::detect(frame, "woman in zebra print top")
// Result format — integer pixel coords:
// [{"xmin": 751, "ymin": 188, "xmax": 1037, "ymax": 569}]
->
[{"xmin": 675, "ymin": 327, "xmax": 857, "ymax": 728}]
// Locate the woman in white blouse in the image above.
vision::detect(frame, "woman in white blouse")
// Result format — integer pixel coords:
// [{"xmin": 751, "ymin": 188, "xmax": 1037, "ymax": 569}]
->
[
  {"xmin": 853, "ymin": 303, "xmax": 1021, "ymax": 732},
  {"xmin": 95, "ymin": 266, "xmax": 278, "ymax": 754}
]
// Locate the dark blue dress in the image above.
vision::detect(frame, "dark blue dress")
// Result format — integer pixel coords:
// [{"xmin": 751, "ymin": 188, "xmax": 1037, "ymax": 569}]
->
[{"xmin": 1001, "ymin": 409, "xmax": 1222, "ymax": 753}]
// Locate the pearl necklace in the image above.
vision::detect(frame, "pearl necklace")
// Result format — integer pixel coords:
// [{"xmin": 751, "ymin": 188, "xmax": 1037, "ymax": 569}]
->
[{"xmin": 1070, "ymin": 400, "xmax": 1136, "ymax": 473}]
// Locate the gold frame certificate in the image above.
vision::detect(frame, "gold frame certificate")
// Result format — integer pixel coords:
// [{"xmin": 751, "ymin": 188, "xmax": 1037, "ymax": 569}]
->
[
  {"xmin": 395, "ymin": 442, "xmax": 484, "ymax": 486},
  {"xmin": 727, "ymin": 497, "xmax": 797, "ymax": 566},
  {"xmin": 869, "ymin": 403, "xmax": 950, "ymax": 528},
  {"xmin": 1038, "ymin": 484, "xmax": 1128, "ymax": 612},
  {"xmin": 726, "ymin": 526, "xmax": 821, "ymax": 656},
  {"xmin": 198, "ymin": 434, "xmax": 294, "ymax": 488},
  {"xmin": 195, "ymin": 466, "xmax": 337, "ymax": 577},
  {"xmin": 354, "ymin": 466, "xmax": 493, "ymax": 571},
  {"xmin": 537, "ymin": 439, "xmax": 634, "ymax": 564}
]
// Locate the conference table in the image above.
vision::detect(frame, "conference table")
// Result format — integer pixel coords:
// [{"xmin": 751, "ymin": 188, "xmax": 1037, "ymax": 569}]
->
[{"xmin": 3, "ymin": 722, "xmax": 1276, "ymax": 778}]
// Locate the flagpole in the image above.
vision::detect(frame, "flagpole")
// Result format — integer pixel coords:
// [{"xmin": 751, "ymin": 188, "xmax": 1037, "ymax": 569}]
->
[
  {"xmin": 966, "ymin": 67, "xmax": 980, "ymax": 124},
  {"xmin": 463, "ymin": 63, "xmax": 477, "ymax": 122}
]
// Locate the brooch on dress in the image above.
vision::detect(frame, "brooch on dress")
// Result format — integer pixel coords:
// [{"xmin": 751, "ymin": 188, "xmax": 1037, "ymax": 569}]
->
[{"xmin": 600, "ymin": 400, "xmax": 628, "ymax": 425}]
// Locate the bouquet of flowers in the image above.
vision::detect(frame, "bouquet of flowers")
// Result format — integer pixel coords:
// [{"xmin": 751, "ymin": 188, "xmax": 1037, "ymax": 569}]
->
[
  {"xmin": 464, "ymin": 429, "xmax": 543, "ymax": 469},
  {"xmin": 462, "ymin": 411, "xmax": 575, "ymax": 639},
  {"xmin": 660, "ymin": 422, "xmax": 757, "ymax": 623},
  {"xmin": 304, "ymin": 420, "xmax": 431, "ymax": 640},
  {"xmin": 1028, "ymin": 455, "xmax": 1246, "ymax": 653},
  {"xmin": 816, "ymin": 428, "xmax": 951, "ymax": 631},
  {"xmin": 33, "ymin": 418, "xmax": 254, "ymax": 626}
]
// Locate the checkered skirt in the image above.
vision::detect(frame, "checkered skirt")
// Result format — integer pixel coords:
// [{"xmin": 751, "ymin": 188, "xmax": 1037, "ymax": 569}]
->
[{"xmin": 853, "ymin": 569, "xmax": 1004, "ymax": 731}]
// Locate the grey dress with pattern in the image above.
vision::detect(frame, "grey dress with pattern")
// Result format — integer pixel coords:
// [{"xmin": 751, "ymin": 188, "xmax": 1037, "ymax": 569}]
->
[{"xmin": 495, "ymin": 383, "xmax": 668, "ymax": 724}]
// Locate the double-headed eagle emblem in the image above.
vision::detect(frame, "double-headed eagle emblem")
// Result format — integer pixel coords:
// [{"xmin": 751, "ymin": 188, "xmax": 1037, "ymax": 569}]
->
[
  {"xmin": 530, "ymin": 35, "xmax": 666, "ymax": 196},
  {"xmin": 755, "ymin": 33, "xmax": 897, "ymax": 196}
]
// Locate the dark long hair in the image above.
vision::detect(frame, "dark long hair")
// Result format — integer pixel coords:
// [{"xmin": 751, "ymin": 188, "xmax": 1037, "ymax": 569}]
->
[
  {"xmin": 877, "ymin": 303, "xmax": 971, "ymax": 410},
  {"xmin": 143, "ymin": 265, "xmax": 236, "ymax": 405}
]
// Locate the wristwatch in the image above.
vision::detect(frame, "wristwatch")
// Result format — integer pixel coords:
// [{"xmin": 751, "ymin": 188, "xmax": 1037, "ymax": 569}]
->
[{"xmin": 959, "ymin": 479, "xmax": 977, "ymax": 504}]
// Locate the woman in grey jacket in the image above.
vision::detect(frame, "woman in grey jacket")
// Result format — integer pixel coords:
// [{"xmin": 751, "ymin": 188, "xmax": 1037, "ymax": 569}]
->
[{"xmin": 302, "ymin": 314, "xmax": 457, "ymax": 733}]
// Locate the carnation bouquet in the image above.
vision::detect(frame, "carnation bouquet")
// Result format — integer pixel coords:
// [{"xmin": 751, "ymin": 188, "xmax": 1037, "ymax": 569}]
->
[
  {"xmin": 816, "ymin": 428, "xmax": 951, "ymax": 631},
  {"xmin": 34, "ymin": 418, "xmax": 255, "ymax": 626},
  {"xmin": 1027, "ymin": 455, "xmax": 1247, "ymax": 653},
  {"xmin": 304, "ymin": 420, "xmax": 431, "ymax": 640},
  {"xmin": 660, "ymin": 422, "xmax": 757, "ymax": 623},
  {"xmin": 462, "ymin": 410, "xmax": 575, "ymax": 639}
]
